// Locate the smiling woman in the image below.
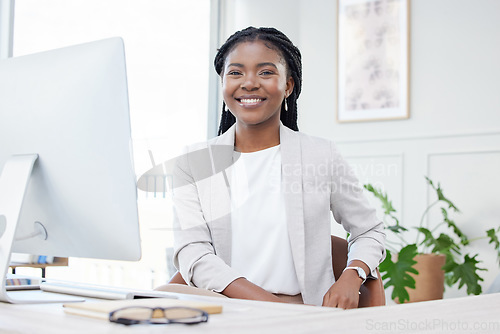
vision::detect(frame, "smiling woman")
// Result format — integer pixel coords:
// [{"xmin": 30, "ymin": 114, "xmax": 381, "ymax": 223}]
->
[{"xmin": 170, "ymin": 26, "xmax": 386, "ymax": 309}]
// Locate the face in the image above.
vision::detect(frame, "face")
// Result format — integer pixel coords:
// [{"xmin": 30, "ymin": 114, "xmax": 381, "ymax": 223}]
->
[{"xmin": 221, "ymin": 40, "xmax": 294, "ymax": 129}]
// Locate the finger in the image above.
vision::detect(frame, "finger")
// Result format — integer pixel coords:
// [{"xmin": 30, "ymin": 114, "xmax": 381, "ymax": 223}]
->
[
  {"xmin": 345, "ymin": 296, "xmax": 359, "ymax": 309},
  {"xmin": 322, "ymin": 293, "xmax": 328, "ymax": 307},
  {"xmin": 323, "ymin": 294, "xmax": 338, "ymax": 308},
  {"xmin": 336, "ymin": 296, "xmax": 348, "ymax": 309},
  {"xmin": 338, "ymin": 295, "xmax": 358, "ymax": 309},
  {"xmin": 342, "ymin": 300, "xmax": 356, "ymax": 309}
]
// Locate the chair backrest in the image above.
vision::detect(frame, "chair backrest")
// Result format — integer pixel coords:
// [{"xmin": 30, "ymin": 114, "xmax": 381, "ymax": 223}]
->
[{"xmin": 331, "ymin": 235, "xmax": 386, "ymax": 307}]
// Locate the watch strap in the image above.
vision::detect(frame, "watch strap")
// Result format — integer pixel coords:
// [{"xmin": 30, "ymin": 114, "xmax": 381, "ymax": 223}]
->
[{"xmin": 343, "ymin": 266, "xmax": 367, "ymax": 284}]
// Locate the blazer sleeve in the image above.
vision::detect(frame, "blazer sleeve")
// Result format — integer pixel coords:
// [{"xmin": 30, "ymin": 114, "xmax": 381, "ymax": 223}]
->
[
  {"xmin": 328, "ymin": 141, "xmax": 386, "ymax": 278},
  {"xmin": 171, "ymin": 149, "xmax": 243, "ymax": 292}
]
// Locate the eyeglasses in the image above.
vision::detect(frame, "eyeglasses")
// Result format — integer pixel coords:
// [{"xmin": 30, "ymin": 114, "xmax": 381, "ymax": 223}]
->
[{"xmin": 109, "ymin": 306, "xmax": 209, "ymax": 326}]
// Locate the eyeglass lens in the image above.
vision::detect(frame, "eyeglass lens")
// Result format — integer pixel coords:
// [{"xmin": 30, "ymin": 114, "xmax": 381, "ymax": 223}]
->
[{"xmin": 110, "ymin": 306, "xmax": 207, "ymax": 325}]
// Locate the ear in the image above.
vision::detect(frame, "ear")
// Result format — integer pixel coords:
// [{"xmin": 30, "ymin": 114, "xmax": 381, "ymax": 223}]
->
[{"xmin": 285, "ymin": 76, "xmax": 295, "ymax": 97}]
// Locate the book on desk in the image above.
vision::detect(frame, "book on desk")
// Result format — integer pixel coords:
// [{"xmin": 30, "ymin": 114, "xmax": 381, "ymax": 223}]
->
[{"xmin": 4, "ymin": 275, "xmax": 42, "ymax": 291}]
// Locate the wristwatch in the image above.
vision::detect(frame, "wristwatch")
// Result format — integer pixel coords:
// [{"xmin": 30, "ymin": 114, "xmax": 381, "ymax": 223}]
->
[{"xmin": 343, "ymin": 266, "xmax": 367, "ymax": 284}]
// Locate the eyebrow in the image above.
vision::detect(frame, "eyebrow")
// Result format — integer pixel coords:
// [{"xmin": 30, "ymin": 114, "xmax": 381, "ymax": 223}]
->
[{"xmin": 227, "ymin": 62, "xmax": 278, "ymax": 69}]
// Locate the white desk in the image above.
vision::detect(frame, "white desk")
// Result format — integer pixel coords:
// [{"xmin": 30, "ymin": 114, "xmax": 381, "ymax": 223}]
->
[{"xmin": 1, "ymin": 291, "xmax": 499, "ymax": 334}]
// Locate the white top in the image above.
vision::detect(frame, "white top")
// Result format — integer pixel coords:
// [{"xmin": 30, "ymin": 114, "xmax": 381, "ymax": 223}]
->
[{"xmin": 230, "ymin": 145, "xmax": 301, "ymax": 295}]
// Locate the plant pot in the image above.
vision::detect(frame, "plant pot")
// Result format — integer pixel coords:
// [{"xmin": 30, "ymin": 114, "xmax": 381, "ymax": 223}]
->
[{"xmin": 405, "ymin": 253, "xmax": 446, "ymax": 303}]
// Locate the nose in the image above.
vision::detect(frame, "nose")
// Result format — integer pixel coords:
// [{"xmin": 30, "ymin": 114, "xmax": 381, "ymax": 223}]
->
[{"xmin": 241, "ymin": 73, "xmax": 259, "ymax": 91}]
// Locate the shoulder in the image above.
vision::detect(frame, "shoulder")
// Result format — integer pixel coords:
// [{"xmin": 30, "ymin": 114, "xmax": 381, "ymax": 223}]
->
[
  {"xmin": 182, "ymin": 130, "xmax": 232, "ymax": 153},
  {"xmin": 281, "ymin": 124, "xmax": 333, "ymax": 146},
  {"xmin": 284, "ymin": 129, "xmax": 347, "ymax": 168},
  {"xmin": 297, "ymin": 131, "xmax": 333, "ymax": 148},
  {"xmin": 283, "ymin": 127, "xmax": 337, "ymax": 154}
]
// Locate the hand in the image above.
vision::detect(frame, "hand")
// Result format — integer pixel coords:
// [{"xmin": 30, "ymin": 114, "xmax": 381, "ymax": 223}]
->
[{"xmin": 322, "ymin": 269, "xmax": 362, "ymax": 309}]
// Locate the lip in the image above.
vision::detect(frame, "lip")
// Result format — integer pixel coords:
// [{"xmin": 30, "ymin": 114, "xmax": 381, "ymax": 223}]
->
[{"xmin": 235, "ymin": 95, "xmax": 266, "ymax": 108}]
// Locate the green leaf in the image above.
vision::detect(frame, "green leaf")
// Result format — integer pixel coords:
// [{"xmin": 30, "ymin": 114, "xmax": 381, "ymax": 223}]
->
[
  {"xmin": 487, "ymin": 227, "xmax": 500, "ymax": 248},
  {"xmin": 444, "ymin": 272, "xmax": 455, "ymax": 287},
  {"xmin": 433, "ymin": 234, "xmax": 461, "ymax": 256},
  {"xmin": 387, "ymin": 224, "xmax": 408, "ymax": 233},
  {"xmin": 364, "ymin": 184, "xmax": 397, "ymax": 217},
  {"xmin": 379, "ymin": 245, "xmax": 419, "ymax": 303},
  {"xmin": 443, "ymin": 254, "xmax": 486, "ymax": 295},
  {"xmin": 486, "ymin": 227, "xmax": 500, "ymax": 264},
  {"xmin": 364, "ymin": 184, "xmax": 404, "ymax": 232},
  {"xmin": 425, "ymin": 176, "xmax": 459, "ymax": 212},
  {"xmin": 417, "ymin": 227, "xmax": 461, "ymax": 259},
  {"xmin": 441, "ymin": 208, "xmax": 468, "ymax": 245},
  {"xmin": 416, "ymin": 227, "xmax": 436, "ymax": 248}
]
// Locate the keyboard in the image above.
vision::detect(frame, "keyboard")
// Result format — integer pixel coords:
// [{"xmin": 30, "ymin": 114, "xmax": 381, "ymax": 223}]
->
[{"xmin": 40, "ymin": 281, "xmax": 178, "ymax": 300}]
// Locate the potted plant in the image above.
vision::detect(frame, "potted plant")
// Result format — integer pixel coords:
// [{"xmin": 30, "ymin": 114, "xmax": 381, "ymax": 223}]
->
[{"xmin": 364, "ymin": 177, "xmax": 500, "ymax": 303}]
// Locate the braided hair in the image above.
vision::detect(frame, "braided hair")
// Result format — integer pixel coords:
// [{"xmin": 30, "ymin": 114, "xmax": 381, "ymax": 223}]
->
[{"xmin": 214, "ymin": 27, "xmax": 302, "ymax": 135}]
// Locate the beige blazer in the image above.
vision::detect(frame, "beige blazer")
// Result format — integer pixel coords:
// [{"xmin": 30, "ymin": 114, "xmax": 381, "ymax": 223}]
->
[{"xmin": 172, "ymin": 123, "xmax": 385, "ymax": 306}]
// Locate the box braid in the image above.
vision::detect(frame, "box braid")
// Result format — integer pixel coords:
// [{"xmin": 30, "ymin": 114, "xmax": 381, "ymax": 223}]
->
[{"xmin": 214, "ymin": 27, "xmax": 302, "ymax": 135}]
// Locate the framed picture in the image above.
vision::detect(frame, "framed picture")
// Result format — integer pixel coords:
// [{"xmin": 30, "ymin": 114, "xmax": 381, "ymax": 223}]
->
[{"xmin": 337, "ymin": 0, "xmax": 410, "ymax": 122}]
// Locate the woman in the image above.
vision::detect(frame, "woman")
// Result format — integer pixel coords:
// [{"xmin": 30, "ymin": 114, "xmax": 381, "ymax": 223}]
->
[{"xmin": 171, "ymin": 27, "xmax": 385, "ymax": 308}]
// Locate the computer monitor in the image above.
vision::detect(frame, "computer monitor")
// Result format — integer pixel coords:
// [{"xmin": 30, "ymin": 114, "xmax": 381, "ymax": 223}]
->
[{"xmin": 0, "ymin": 38, "xmax": 141, "ymax": 303}]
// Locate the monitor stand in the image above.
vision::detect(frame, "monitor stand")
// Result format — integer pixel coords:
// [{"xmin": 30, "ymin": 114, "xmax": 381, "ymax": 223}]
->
[{"xmin": 0, "ymin": 154, "xmax": 82, "ymax": 304}]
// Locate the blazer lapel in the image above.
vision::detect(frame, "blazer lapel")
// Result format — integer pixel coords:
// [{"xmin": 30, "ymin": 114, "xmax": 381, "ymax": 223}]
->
[
  {"xmin": 280, "ymin": 123, "xmax": 306, "ymax": 293},
  {"xmin": 206, "ymin": 125, "xmax": 235, "ymax": 265}
]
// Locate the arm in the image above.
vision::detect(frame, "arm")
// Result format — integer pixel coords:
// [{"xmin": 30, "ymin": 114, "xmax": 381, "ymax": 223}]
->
[
  {"xmin": 222, "ymin": 278, "xmax": 284, "ymax": 303},
  {"xmin": 324, "ymin": 142, "xmax": 386, "ymax": 308},
  {"xmin": 172, "ymin": 148, "xmax": 242, "ymax": 292}
]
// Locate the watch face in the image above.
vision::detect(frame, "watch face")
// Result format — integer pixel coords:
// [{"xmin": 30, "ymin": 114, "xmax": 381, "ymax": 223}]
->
[
  {"xmin": 343, "ymin": 266, "xmax": 367, "ymax": 283},
  {"xmin": 353, "ymin": 267, "xmax": 366, "ymax": 283},
  {"xmin": 358, "ymin": 268, "xmax": 366, "ymax": 279}
]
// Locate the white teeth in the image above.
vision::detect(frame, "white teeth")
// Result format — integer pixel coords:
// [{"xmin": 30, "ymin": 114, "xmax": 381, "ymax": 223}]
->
[{"xmin": 240, "ymin": 98, "xmax": 262, "ymax": 104}]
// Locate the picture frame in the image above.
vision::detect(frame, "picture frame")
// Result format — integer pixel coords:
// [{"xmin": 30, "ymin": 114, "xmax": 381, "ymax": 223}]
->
[{"xmin": 337, "ymin": 0, "xmax": 410, "ymax": 122}]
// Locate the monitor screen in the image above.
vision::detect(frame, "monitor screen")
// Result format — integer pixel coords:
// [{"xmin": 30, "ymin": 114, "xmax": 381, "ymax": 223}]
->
[{"xmin": 0, "ymin": 38, "xmax": 141, "ymax": 265}]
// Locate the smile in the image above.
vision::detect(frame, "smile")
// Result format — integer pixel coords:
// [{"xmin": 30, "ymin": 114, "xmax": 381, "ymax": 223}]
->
[
  {"xmin": 240, "ymin": 98, "xmax": 262, "ymax": 104},
  {"xmin": 236, "ymin": 97, "xmax": 266, "ymax": 107}
]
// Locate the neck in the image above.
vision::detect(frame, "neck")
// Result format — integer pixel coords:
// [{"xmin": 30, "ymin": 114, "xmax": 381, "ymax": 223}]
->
[{"xmin": 234, "ymin": 121, "xmax": 280, "ymax": 153}]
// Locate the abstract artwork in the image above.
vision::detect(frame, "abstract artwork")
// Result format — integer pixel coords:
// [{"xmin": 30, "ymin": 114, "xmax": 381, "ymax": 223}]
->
[{"xmin": 337, "ymin": 0, "xmax": 409, "ymax": 122}]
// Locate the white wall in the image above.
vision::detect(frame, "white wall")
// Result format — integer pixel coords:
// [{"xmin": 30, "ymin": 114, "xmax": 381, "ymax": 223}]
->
[{"xmin": 221, "ymin": 0, "xmax": 500, "ymax": 299}]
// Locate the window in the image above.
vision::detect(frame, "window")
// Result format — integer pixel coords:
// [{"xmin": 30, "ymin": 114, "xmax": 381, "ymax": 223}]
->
[{"xmin": 12, "ymin": 0, "xmax": 211, "ymax": 288}]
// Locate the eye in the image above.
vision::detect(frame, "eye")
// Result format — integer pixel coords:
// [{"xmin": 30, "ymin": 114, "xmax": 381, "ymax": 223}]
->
[
  {"xmin": 260, "ymin": 70, "xmax": 275, "ymax": 76},
  {"xmin": 226, "ymin": 70, "xmax": 242, "ymax": 76}
]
